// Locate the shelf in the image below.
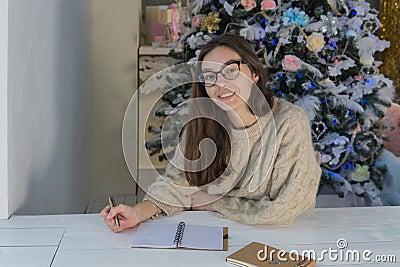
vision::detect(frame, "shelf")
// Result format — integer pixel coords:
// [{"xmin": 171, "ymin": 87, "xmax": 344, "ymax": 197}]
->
[{"xmin": 139, "ymin": 45, "xmax": 171, "ymax": 56}]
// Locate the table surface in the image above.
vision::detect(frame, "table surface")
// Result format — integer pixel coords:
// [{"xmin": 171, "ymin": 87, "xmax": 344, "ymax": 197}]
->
[{"xmin": 0, "ymin": 207, "xmax": 399, "ymax": 267}]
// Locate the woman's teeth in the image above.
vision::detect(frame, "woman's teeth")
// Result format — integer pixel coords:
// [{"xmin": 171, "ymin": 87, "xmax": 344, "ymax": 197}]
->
[{"xmin": 219, "ymin": 91, "xmax": 235, "ymax": 98}]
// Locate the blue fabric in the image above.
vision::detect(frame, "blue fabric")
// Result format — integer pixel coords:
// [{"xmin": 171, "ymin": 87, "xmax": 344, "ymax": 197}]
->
[{"xmin": 381, "ymin": 149, "xmax": 400, "ymax": 206}]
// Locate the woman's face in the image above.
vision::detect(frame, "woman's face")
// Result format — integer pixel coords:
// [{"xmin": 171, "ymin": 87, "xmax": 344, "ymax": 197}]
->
[{"xmin": 201, "ymin": 46, "xmax": 258, "ymax": 115}]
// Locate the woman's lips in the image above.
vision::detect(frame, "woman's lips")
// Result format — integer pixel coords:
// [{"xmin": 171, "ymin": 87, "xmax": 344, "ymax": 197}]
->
[{"xmin": 218, "ymin": 90, "xmax": 236, "ymax": 100}]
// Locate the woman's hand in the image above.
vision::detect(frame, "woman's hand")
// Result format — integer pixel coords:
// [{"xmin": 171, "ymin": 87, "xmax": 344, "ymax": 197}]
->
[
  {"xmin": 100, "ymin": 201, "xmax": 160, "ymax": 233},
  {"xmin": 191, "ymin": 191, "xmax": 221, "ymax": 211},
  {"xmin": 100, "ymin": 204, "xmax": 141, "ymax": 233}
]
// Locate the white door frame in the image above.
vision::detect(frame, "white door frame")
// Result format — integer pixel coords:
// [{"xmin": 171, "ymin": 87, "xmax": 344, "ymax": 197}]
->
[{"xmin": 0, "ymin": 0, "xmax": 9, "ymax": 219}]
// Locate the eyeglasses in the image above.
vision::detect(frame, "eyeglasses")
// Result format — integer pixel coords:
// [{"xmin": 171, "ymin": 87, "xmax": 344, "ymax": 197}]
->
[{"xmin": 199, "ymin": 60, "xmax": 248, "ymax": 88}]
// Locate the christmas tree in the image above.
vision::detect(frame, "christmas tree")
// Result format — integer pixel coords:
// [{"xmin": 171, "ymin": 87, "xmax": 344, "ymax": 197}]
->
[{"xmin": 144, "ymin": 0, "xmax": 396, "ymax": 204}]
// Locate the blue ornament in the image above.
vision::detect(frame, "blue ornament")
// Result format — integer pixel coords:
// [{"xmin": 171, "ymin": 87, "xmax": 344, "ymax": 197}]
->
[
  {"xmin": 350, "ymin": 10, "xmax": 357, "ymax": 17},
  {"xmin": 348, "ymin": 162, "xmax": 354, "ymax": 170},
  {"xmin": 277, "ymin": 73, "xmax": 283, "ymax": 79},
  {"xmin": 327, "ymin": 171, "xmax": 343, "ymax": 180},
  {"xmin": 282, "ymin": 8, "xmax": 310, "ymax": 28},
  {"xmin": 297, "ymin": 72, "xmax": 303, "ymax": 78}
]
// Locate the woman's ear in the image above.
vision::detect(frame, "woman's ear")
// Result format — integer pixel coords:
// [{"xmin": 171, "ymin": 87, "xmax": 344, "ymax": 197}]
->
[{"xmin": 253, "ymin": 74, "xmax": 259, "ymax": 83}]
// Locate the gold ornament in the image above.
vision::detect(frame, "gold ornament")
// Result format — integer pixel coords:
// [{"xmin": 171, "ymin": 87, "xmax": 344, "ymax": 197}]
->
[
  {"xmin": 200, "ymin": 12, "xmax": 221, "ymax": 33},
  {"xmin": 380, "ymin": 0, "xmax": 400, "ymax": 96},
  {"xmin": 326, "ymin": 0, "xmax": 350, "ymax": 16}
]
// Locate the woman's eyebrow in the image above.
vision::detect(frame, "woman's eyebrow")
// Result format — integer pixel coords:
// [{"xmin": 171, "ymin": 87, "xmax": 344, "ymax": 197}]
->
[
  {"xmin": 223, "ymin": 59, "xmax": 241, "ymax": 65},
  {"xmin": 202, "ymin": 67, "xmax": 213, "ymax": 71},
  {"xmin": 202, "ymin": 59, "xmax": 241, "ymax": 71}
]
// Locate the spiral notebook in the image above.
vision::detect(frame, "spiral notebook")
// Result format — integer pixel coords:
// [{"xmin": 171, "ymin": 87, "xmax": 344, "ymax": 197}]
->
[{"xmin": 131, "ymin": 221, "xmax": 228, "ymax": 251}]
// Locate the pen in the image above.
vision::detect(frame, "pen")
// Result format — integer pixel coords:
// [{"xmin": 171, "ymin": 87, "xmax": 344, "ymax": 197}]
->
[{"xmin": 108, "ymin": 196, "xmax": 120, "ymax": 227}]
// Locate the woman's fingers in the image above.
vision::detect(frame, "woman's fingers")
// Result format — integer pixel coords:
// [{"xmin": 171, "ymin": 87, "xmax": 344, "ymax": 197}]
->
[
  {"xmin": 105, "ymin": 219, "xmax": 121, "ymax": 232},
  {"xmin": 101, "ymin": 202, "xmax": 144, "ymax": 232},
  {"xmin": 106, "ymin": 204, "xmax": 126, "ymax": 220},
  {"xmin": 100, "ymin": 205, "xmax": 110, "ymax": 218},
  {"xmin": 103, "ymin": 204, "xmax": 136, "ymax": 231},
  {"xmin": 104, "ymin": 212, "xmax": 125, "ymax": 232},
  {"xmin": 100, "ymin": 204, "xmax": 122, "ymax": 231}
]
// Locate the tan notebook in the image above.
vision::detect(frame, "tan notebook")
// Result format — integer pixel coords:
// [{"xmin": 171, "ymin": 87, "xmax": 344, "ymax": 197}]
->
[
  {"xmin": 227, "ymin": 242, "xmax": 316, "ymax": 267},
  {"xmin": 131, "ymin": 221, "xmax": 228, "ymax": 251}
]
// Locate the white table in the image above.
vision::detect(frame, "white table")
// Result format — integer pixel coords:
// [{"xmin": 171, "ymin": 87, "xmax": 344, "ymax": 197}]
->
[{"xmin": 0, "ymin": 207, "xmax": 399, "ymax": 267}]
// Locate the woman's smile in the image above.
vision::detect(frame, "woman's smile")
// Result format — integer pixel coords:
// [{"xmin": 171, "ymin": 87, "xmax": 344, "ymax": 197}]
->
[{"xmin": 217, "ymin": 89, "xmax": 236, "ymax": 101}]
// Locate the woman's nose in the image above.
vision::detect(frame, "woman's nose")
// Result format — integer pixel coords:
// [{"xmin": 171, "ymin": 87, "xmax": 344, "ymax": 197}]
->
[{"xmin": 214, "ymin": 74, "xmax": 229, "ymax": 87}]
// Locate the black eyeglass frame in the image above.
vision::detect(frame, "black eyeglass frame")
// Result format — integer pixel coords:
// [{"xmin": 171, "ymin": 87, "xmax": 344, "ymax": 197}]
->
[{"xmin": 199, "ymin": 59, "xmax": 248, "ymax": 88}]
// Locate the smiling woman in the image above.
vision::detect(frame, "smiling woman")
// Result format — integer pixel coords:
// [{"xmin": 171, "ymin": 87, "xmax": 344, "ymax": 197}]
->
[
  {"xmin": 183, "ymin": 35, "xmax": 274, "ymax": 187},
  {"xmin": 101, "ymin": 33, "xmax": 322, "ymax": 231},
  {"xmin": 201, "ymin": 58, "xmax": 254, "ymax": 115}
]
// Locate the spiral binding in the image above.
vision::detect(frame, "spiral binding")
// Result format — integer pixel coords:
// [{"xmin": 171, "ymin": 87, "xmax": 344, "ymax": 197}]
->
[{"xmin": 173, "ymin": 221, "xmax": 185, "ymax": 247}]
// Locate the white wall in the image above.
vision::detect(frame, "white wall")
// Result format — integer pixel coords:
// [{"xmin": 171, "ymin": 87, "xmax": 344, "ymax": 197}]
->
[
  {"xmin": 1, "ymin": 0, "xmax": 138, "ymax": 215},
  {"xmin": 7, "ymin": 0, "xmax": 92, "ymax": 215},
  {"xmin": 0, "ymin": 0, "xmax": 9, "ymax": 219},
  {"xmin": 91, "ymin": 0, "xmax": 138, "ymax": 200}
]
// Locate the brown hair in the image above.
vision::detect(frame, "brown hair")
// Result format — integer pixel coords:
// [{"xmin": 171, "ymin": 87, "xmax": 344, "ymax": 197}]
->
[{"xmin": 184, "ymin": 32, "xmax": 274, "ymax": 186}]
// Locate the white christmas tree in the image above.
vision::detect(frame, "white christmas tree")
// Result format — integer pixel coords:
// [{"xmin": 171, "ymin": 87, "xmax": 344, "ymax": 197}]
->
[{"xmin": 144, "ymin": 0, "xmax": 396, "ymax": 204}]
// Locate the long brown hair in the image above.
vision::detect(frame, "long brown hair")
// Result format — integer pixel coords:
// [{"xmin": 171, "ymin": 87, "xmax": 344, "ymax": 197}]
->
[{"xmin": 184, "ymin": 33, "xmax": 274, "ymax": 186}]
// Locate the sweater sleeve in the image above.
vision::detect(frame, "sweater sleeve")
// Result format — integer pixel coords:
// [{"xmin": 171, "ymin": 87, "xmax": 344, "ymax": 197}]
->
[
  {"xmin": 212, "ymin": 109, "xmax": 322, "ymax": 225},
  {"xmin": 143, "ymin": 133, "xmax": 198, "ymax": 216}
]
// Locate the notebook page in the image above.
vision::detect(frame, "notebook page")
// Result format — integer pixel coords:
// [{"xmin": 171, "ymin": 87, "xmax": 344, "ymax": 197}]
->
[
  {"xmin": 131, "ymin": 222, "xmax": 177, "ymax": 248},
  {"xmin": 180, "ymin": 224, "xmax": 223, "ymax": 250}
]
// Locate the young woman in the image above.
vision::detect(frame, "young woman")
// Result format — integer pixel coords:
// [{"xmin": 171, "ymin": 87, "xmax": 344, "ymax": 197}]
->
[{"xmin": 101, "ymin": 33, "xmax": 321, "ymax": 232}]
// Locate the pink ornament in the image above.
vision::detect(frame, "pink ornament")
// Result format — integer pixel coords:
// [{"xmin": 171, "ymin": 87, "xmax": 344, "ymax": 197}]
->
[
  {"xmin": 282, "ymin": 55, "xmax": 302, "ymax": 71},
  {"xmin": 168, "ymin": 3, "xmax": 180, "ymax": 41},
  {"xmin": 261, "ymin": 0, "xmax": 276, "ymax": 11},
  {"xmin": 314, "ymin": 151, "xmax": 322, "ymax": 165},
  {"xmin": 241, "ymin": 0, "xmax": 256, "ymax": 12},
  {"xmin": 191, "ymin": 15, "xmax": 203, "ymax": 29}
]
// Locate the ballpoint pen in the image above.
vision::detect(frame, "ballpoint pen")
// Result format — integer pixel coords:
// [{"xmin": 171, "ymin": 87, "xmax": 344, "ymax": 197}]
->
[{"xmin": 108, "ymin": 196, "xmax": 120, "ymax": 227}]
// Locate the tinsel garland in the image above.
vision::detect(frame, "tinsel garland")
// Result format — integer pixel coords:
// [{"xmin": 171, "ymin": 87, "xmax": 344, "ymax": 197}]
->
[{"xmin": 380, "ymin": 0, "xmax": 400, "ymax": 96}]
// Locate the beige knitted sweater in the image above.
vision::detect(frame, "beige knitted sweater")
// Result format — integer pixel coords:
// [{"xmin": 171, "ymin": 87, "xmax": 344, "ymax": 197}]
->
[{"xmin": 144, "ymin": 98, "xmax": 321, "ymax": 225}]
